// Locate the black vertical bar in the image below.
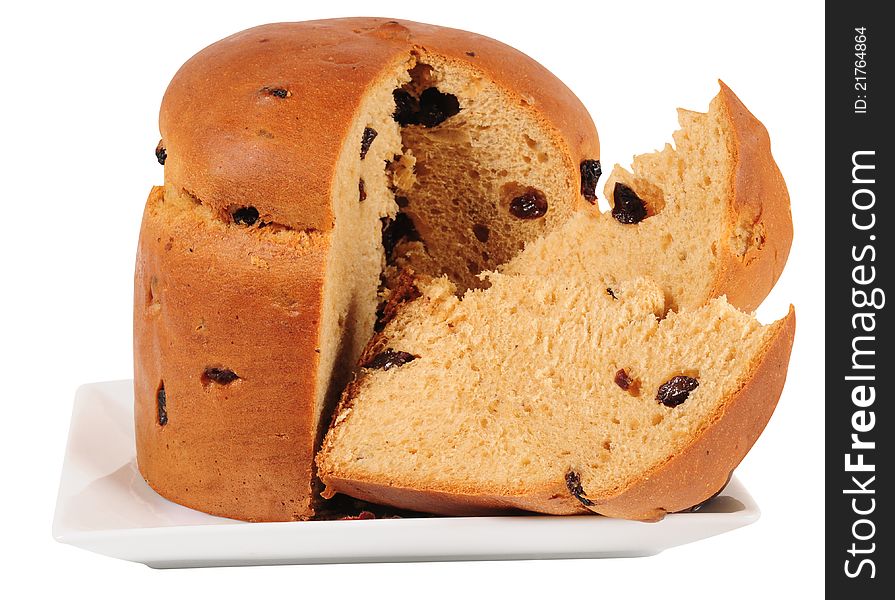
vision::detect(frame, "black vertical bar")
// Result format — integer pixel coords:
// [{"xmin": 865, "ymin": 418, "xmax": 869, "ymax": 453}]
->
[{"xmin": 826, "ymin": 2, "xmax": 892, "ymax": 595}]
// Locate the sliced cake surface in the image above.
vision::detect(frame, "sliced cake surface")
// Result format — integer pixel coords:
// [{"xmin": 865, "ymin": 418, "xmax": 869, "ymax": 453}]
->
[
  {"xmin": 317, "ymin": 83, "xmax": 795, "ymax": 520},
  {"xmin": 505, "ymin": 82, "xmax": 792, "ymax": 313},
  {"xmin": 317, "ymin": 269, "xmax": 794, "ymax": 520}
]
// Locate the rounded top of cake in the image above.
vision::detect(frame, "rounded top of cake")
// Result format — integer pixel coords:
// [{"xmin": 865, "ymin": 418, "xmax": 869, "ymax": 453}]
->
[{"xmin": 158, "ymin": 18, "xmax": 600, "ymax": 231}]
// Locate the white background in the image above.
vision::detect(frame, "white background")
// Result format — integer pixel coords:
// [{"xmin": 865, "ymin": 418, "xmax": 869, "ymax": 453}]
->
[{"xmin": 0, "ymin": 0, "xmax": 824, "ymax": 597}]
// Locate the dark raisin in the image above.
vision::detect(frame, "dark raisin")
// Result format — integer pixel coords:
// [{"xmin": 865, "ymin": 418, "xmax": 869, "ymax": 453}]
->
[
  {"xmin": 360, "ymin": 127, "xmax": 378, "ymax": 159},
  {"xmin": 359, "ymin": 179, "xmax": 367, "ymax": 202},
  {"xmin": 417, "ymin": 87, "xmax": 461, "ymax": 128},
  {"xmin": 157, "ymin": 383, "xmax": 167, "ymax": 426},
  {"xmin": 393, "ymin": 89, "xmax": 419, "ymax": 125},
  {"xmin": 364, "ymin": 348, "xmax": 417, "ymax": 370},
  {"xmin": 565, "ymin": 470, "xmax": 593, "ymax": 507},
  {"xmin": 606, "ymin": 287, "xmax": 617, "ymax": 299},
  {"xmin": 472, "ymin": 223, "xmax": 490, "ymax": 243},
  {"xmin": 394, "ymin": 195, "xmax": 410, "ymax": 208},
  {"xmin": 509, "ymin": 189, "xmax": 548, "ymax": 219},
  {"xmin": 263, "ymin": 87, "xmax": 290, "ymax": 98},
  {"xmin": 465, "ymin": 51, "xmax": 476, "ymax": 57},
  {"xmin": 579, "ymin": 160, "xmax": 601, "ymax": 202},
  {"xmin": 232, "ymin": 206, "xmax": 260, "ymax": 226},
  {"xmin": 381, "ymin": 212, "xmax": 420, "ymax": 259},
  {"xmin": 155, "ymin": 141, "xmax": 167, "ymax": 165},
  {"xmin": 614, "ymin": 369, "xmax": 633, "ymax": 391},
  {"xmin": 203, "ymin": 367, "xmax": 240, "ymax": 385},
  {"xmin": 656, "ymin": 375, "xmax": 700, "ymax": 407},
  {"xmin": 612, "ymin": 182, "xmax": 648, "ymax": 224}
]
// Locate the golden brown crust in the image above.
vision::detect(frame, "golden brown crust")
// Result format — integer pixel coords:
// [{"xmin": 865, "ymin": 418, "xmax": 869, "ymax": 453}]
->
[
  {"xmin": 710, "ymin": 81, "xmax": 793, "ymax": 312},
  {"xmin": 321, "ymin": 476, "xmax": 573, "ymax": 517},
  {"xmin": 140, "ymin": 18, "xmax": 600, "ymax": 522},
  {"xmin": 585, "ymin": 307, "xmax": 795, "ymax": 520},
  {"xmin": 134, "ymin": 186, "xmax": 327, "ymax": 521},
  {"xmin": 319, "ymin": 309, "xmax": 795, "ymax": 520},
  {"xmin": 160, "ymin": 18, "xmax": 600, "ymax": 232}
]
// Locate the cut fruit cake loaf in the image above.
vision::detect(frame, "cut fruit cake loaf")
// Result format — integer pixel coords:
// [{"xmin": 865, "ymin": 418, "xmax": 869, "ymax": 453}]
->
[
  {"xmin": 316, "ymin": 85, "xmax": 795, "ymax": 520},
  {"xmin": 134, "ymin": 18, "xmax": 601, "ymax": 522}
]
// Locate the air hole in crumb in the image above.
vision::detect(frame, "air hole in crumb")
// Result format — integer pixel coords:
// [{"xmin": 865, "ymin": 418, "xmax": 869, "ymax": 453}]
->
[
  {"xmin": 473, "ymin": 223, "xmax": 490, "ymax": 243},
  {"xmin": 651, "ymin": 414, "xmax": 664, "ymax": 426},
  {"xmin": 661, "ymin": 234, "xmax": 673, "ymax": 250},
  {"xmin": 602, "ymin": 440, "xmax": 611, "ymax": 451}
]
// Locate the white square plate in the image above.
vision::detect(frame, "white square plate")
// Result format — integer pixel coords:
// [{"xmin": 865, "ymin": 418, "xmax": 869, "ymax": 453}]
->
[{"xmin": 53, "ymin": 380, "xmax": 760, "ymax": 568}]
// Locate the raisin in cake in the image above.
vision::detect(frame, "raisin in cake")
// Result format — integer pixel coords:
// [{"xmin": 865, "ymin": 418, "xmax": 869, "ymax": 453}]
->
[
  {"xmin": 135, "ymin": 18, "xmax": 600, "ymax": 522},
  {"xmin": 505, "ymin": 82, "xmax": 792, "ymax": 312},
  {"xmin": 317, "ymin": 275, "xmax": 794, "ymax": 519},
  {"xmin": 316, "ymin": 86, "xmax": 795, "ymax": 520}
]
